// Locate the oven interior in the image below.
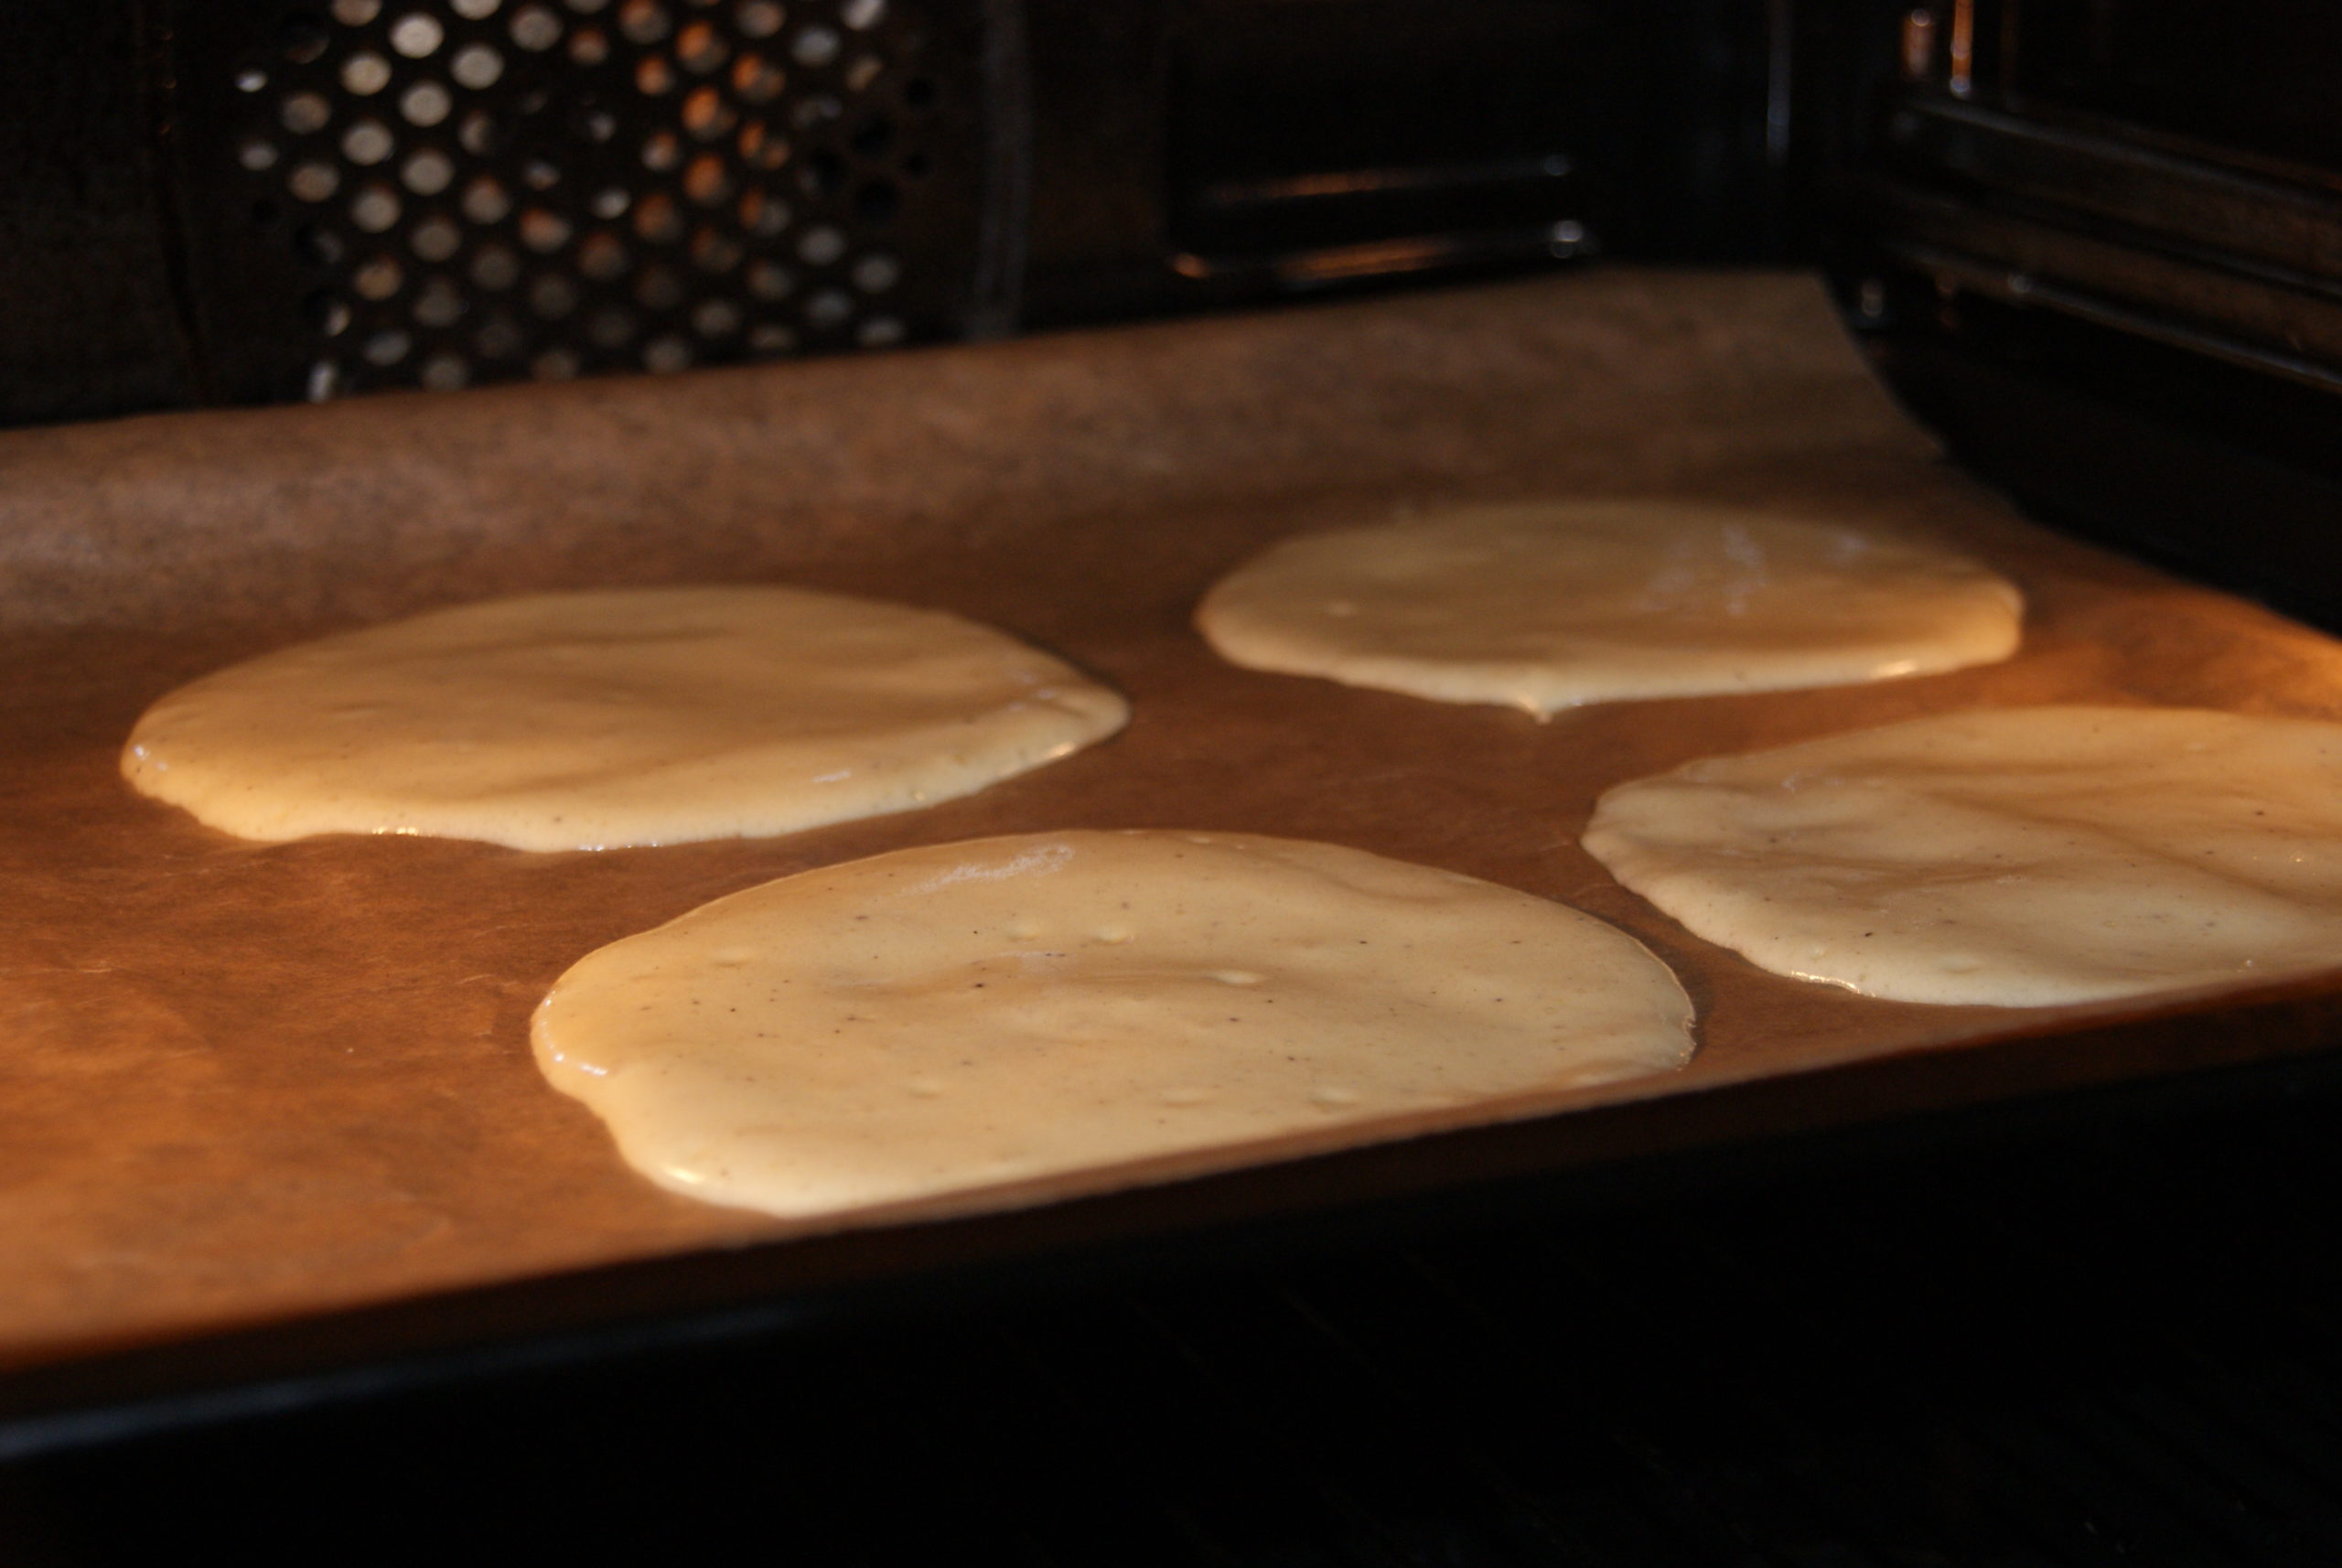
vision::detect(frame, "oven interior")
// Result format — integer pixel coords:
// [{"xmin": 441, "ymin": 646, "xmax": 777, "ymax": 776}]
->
[
  {"xmin": 6, "ymin": 0, "xmax": 2342, "ymax": 1561},
  {"xmin": 8, "ymin": 0, "xmax": 2338, "ymax": 614}
]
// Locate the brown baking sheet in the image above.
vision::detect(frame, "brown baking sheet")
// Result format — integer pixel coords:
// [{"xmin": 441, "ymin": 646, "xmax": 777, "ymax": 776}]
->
[{"xmin": 8, "ymin": 268, "xmax": 2342, "ymax": 1410}]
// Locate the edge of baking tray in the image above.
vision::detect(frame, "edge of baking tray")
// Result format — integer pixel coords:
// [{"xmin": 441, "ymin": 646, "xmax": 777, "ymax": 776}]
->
[{"xmin": 6, "ymin": 977, "xmax": 2341, "ymax": 1461}]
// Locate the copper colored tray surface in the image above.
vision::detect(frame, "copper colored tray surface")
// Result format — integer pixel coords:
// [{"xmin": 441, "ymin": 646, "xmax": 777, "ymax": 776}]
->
[{"xmin": 7, "ymin": 270, "xmax": 2342, "ymax": 1419}]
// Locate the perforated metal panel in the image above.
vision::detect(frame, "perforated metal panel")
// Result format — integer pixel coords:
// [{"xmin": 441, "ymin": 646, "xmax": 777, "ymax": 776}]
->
[{"xmin": 165, "ymin": 0, "xmax": 985, "ymax": 403}]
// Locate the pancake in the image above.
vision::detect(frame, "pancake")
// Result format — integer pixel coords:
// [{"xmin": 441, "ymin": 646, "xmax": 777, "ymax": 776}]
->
[
  {"xmin": 532, "ymin": 830, "xmax": 1696, "ymax": 1219},
  {"xmin": 122, "ymin": 585, "xmax": 1127, "ymax": 851},
  {"xmin": 1196, "ymin": 499, "xmax": 2022, "ymax": 715},
  {"xmin": 1583, "ymin": 705, "xmax": 2342, "ymax": 1006}
]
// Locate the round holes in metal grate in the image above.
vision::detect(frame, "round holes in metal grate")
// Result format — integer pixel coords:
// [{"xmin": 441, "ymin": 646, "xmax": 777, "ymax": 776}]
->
[{"xmin": 231, "ymin": 0, "xmax": 937, "ymax": 397}]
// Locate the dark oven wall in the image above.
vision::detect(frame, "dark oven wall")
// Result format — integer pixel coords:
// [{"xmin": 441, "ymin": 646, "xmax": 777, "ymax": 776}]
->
[
  {"xmin": 0, "ymin": 0, "xmax": 1793, "ymax": 427},
  {"xmin": 1804, "ymin": 0, "xmax": 2342, "ymax": 630},
  {"xmin": 11, "ymin": 0, "xmax": 2342, "ymax": 639}
]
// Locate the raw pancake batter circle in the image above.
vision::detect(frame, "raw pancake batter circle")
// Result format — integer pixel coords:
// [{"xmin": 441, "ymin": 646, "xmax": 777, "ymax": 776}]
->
[
  {"xmin": 532, "ymin": 830, "xmax": 1696, "ymax": 1219},
  {"xmin": 1195, "ymin": 500, "xmax": 2023, "ymax": 715},
  {"xmin": 122, "ymin": 585, "xmax": 1128, "ymax": 851},
  {"xmin": 1583, "ymin": 705, "xmax": 2342, "ymax": 1007}
]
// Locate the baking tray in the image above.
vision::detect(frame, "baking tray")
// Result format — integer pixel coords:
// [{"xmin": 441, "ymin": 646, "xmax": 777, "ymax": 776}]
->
[{"xmin": 8, "ymin": 268, "xmax": 2342, "ymax": 1450}]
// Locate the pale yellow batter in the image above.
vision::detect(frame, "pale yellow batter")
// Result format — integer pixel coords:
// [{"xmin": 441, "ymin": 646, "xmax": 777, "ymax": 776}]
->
[
  {"xmin": 1196, "ymin": 500, "xmax": 2023, "ymax": 715},
  {"xmin": 121, "ymin": 585, "xmax": 1127, "ymax": 851},
  {"xmin": 1584, "ymin": 705, "xmax": 2342, "ymax": 1007},
  {"xmin": 532, "ymin": 830, "xmax": 1695, "ymax": 1219}
]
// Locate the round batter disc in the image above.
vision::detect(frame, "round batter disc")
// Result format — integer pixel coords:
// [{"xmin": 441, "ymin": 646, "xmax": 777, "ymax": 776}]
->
[
  {"xmin": 1583, "ymin": 705, "xmax": 2342, "ymax": 1006},
  {"xmin": 1196, "ymin": 500, "xmax": 2023, "ymax": 715},
  {"xmin": 122, "ymin": 585, "xmax": 1127, "ymax": 851},
  {"xmin": 533, "ymin": 830, "xmax": 1696, "ymax": 1219}
]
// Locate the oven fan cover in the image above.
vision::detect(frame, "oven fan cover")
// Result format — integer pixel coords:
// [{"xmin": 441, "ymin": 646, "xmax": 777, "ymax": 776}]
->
[{"xmin": 167, "ymin": 0, "xmax": 983, "ymax": 403}]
